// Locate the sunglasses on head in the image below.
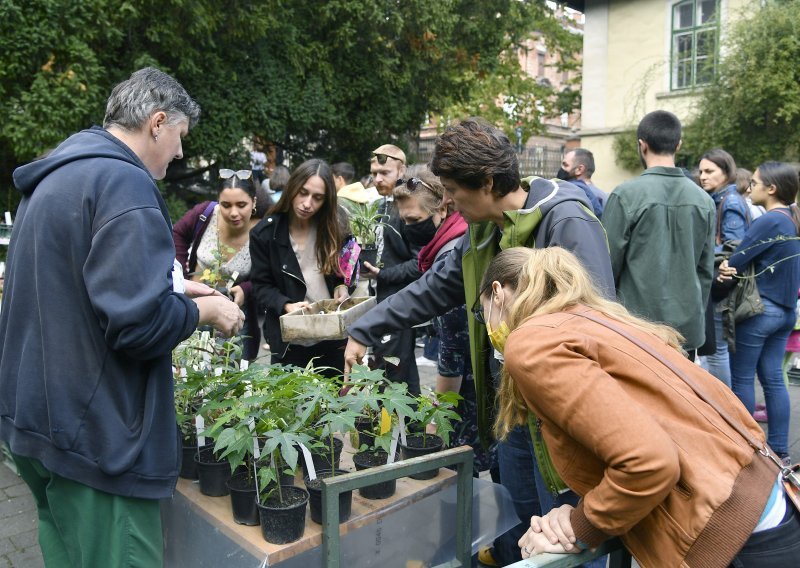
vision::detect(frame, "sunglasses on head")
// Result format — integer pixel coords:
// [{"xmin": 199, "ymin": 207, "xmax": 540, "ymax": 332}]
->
[
  {"xmin": 372, "ymin": 153, "xmax": 402, "ymax": 166},
  {"xmin": 395, "ymin": 177, "xmax": 435, "ymax": 192},
  {"xmin": 219, "ymin": 169, "xmax": 252, "ymax": 180}
]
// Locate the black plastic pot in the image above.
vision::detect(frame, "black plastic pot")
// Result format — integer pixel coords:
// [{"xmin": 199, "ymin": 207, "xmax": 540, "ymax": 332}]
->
[
  {"xmin": 180, "ymin": 442, "xmax": 212, "ymax": 480},
  {"xmin": 256, "ymin": 486, "xmax": 309, "ymax": 544},
  {"xmin": 226, "ymin": 472, "xmax": 259, "ymax": 526},
  {"xmin": 359, "ymin": 245, "xmax": 378, "ymax": 274},
  {"xmin": 352, "ymin": 450, "xmax": 396, "ymax": 499},
  {"xmin": 353, "ymin": 416, "xmax": 378, "ymax": 451},
  {"xmin": 304, "ymin": 469, "xmax": 352, "ymax": 524},
  {"xmin": 194, "ymin": 447, "xmax": 232, "ymax": 497},
  {"xmin": 399, "ymin": 434, "xmax": 444, "ymax": 480},
  {"xmin": 302, "ymin": 437, "xmax": 344, "ymax": 476}
]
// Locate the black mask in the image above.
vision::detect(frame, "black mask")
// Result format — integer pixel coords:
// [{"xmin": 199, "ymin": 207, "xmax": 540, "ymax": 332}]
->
[
  {"xmin": 404, "ymin": 217, "xmax": 438, "ymax": 247},
  {"xmin": 555, "ymin": 167, "xmax": 574, "ymax": 181}
]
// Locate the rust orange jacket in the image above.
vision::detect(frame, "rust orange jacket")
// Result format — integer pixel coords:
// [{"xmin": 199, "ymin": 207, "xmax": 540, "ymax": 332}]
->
[{"xmin": 504, "ymin": 305, "xmax": 775, "ymax": 568}]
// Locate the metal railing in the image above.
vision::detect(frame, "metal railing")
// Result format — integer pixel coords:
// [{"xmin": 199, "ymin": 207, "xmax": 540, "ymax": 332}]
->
[
  {"xmin": 507, "ymin": 537, "xmax": 632, "ymax": 568},
  {"xmin": 320, "ymin": 445, "xmax": 474, "ymax": 568}
]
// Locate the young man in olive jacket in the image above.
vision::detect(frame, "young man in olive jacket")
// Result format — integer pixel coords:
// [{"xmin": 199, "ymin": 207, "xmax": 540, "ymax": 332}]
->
[{"xmin": 345, "ymin": 118, "xmax": 614, "ymax": 566}]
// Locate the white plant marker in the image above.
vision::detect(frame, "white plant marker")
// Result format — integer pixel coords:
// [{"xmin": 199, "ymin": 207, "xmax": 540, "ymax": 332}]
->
[
  {"xmin": 398, "ymin": 413, "xmax": 407, "ymax": 446},
  {"xmin": 240, "ymin": 359, "xmax": 249, "ymax": 371},
  {"xmin": 299, "ymin": 443, "xmax": 316, "ymax": 480},
  {"xmin": 387, "ymin": 422, "xmax": 401, "ymax": 464},
  {"xmin": 195, "ymin": 415, "xmax": 205, "ymax": 448}
]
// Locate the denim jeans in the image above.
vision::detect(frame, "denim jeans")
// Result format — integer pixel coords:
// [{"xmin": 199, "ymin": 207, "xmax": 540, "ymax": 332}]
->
[
  {"xmin": 731, "ymin": 298, "xmax": 795, "ymax": 456},
  {"xmin": 704, "ymin": 307, "xmax": 732, "ymax": 387},
  {"xmin": 729, "ymin": 500, "xmax": 800, "ymax": 567},
  {"xmin": 493, "ymin": 424, "xmax": 542, "ymax": 565}
]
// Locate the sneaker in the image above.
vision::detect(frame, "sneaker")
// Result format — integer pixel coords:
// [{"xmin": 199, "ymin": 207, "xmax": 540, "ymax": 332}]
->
[
  {"xmin": 755, "ymin": 402, "xmax": 766, "ymax": 411},
  {"xmin": 753, "ymin": 409, "xmax": 768, "ymax": 423},
  {"xmin": 477, "ymin": 546, "xmax": 499, "ymax": 567}
]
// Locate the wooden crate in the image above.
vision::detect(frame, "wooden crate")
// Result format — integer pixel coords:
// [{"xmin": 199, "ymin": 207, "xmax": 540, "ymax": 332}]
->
[{"xmin": 280, "ymin": 296, "xmax": 376, "ymax": 342}]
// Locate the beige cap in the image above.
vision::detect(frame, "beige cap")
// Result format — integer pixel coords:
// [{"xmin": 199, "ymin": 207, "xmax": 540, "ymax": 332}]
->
[
  {"xmin": 371, "ymin": 144, "xmax": 406, "ymax": 165},
  {"xmin": 337, "ymin": 182, "xmax": 371, "ymax": 204}
]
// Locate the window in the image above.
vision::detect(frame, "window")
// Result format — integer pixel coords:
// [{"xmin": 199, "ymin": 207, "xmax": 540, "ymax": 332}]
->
[{"xmin": 671, "ymin": 0, "xmax": 719, "ymax": 90}]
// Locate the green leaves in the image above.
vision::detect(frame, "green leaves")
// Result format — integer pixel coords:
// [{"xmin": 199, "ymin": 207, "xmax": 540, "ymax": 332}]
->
[
  {"xmin": 687, "ymin": 1, "xmax": 800, "ymax": 166},
  {"xmin": 1, "ymin": 0, "xmax": 578, "ymax": 196}
]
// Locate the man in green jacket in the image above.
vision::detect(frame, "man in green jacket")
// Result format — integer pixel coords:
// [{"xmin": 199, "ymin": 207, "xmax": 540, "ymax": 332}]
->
[
  {"xmin": 345, "ymin": 117, "xmax": 614, "ymax": 565},
  {"xmin": 603, "ymin": 110, "xmax": 715, "ymax": 353}
]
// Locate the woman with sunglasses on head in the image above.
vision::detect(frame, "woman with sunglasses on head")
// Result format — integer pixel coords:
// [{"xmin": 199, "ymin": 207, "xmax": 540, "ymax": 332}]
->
[
  {"xmin": 249, "ymin": 158, "xmax": 352, "ymax": 375},
  {"xmin": 173, "ymin": 168, "xmax": 261, "ymax": 359},
  {"xmin": 481, "ymin": 245, "xmax": 800, "ymax": 567},
  {"xmin": 718, "ymin": 162, "xmax": 800, "ymax": 467}
]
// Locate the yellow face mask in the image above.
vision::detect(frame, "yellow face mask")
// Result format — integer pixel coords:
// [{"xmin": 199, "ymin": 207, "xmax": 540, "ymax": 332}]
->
[{"xmin": 485, "ymin": 294, "xmax": 511, "ymax": 353}]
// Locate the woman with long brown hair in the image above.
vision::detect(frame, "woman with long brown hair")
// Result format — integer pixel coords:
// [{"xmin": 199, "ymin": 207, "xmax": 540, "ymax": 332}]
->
[
  {"xmin": 249, "ymin": 158, "xmax": 351, "ymax": 374},
  {"xmin": 479, "ymin": 246, "xmax": 798, "ymax": 567}
]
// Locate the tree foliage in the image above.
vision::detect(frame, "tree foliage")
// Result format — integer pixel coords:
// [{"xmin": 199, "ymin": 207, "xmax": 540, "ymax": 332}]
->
[
  {"xmin": 686, "ymin": 0, "xmax": 800, "ymax": 168},
  {"xmin": 0, "ymin": 0, "xmax": 581, "ymax": 201}
]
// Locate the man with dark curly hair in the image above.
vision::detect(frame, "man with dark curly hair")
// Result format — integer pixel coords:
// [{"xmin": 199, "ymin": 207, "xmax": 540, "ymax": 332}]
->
[{"xmin": 345, "ymin": 117, "xmax": 613, "ymax": 566}]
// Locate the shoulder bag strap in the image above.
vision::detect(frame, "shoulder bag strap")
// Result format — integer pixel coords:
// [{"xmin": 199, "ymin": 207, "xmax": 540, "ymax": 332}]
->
[
  {"xmin": 188, "ymin": 201, "xmax": 217, "ymax": 274},
  {"xmin": 715, "ymin": 193, "xmax": 728, "ymax": 246},
  {"xmin": 773, "ymin": 207, "xmax": 800, "ymax": 237},
  {"xmin": 573, "ymin": 311, "xmax": 788, "ymax": 472}
]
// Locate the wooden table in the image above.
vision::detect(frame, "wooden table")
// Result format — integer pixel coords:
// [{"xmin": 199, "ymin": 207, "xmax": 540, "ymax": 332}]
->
[{"xmin": 168, "ymin": 442, "xmax": 458, "ymax": 566}]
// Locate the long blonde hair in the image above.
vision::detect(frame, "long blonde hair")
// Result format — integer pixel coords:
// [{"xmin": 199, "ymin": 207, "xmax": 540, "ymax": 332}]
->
[{"xmin": 483, "ymin": 247, "xmax": 685, "ymax": 439}]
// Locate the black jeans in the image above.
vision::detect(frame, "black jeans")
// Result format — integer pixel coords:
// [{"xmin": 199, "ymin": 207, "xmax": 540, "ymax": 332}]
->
[{"xmin": 730, "ymin": 500, "xmax": 800, "ymax": 567}]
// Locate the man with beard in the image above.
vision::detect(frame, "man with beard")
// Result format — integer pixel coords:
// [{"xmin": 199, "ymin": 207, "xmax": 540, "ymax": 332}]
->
[
  {"xmin": 602, "ymin": 110, "xmax": 716, "ymax": 355},
  {"xmin": 362, "ymin": 144, "xmax": 422, "ymax": 394},
  {"xmin": 557, "ymin": 148, "xmax": 606, "ymax": 218}
]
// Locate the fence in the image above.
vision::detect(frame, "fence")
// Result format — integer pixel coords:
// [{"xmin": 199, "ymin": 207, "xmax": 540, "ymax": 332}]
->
[{"xmin": 415, "ymin": 138, "xmax": 563, "ymax": 179}]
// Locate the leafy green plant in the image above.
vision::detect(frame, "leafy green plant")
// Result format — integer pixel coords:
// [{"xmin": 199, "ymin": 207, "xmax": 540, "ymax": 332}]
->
[
  {"xmin": 344, "ymin": 364, "xmax": 416, "ymax": 454},
  {"xmin": 341, "ymin": 200, "xmax": 384, "ymax": 246},
  {"xmin": 408, "ymin": 389, "xmax": 462, "ymax": 446}
]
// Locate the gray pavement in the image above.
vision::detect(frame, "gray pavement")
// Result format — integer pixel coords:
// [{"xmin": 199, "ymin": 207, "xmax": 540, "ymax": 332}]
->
[{"xmin": 2, "ymin": 351, "xmax": 799, "ymax": 567}]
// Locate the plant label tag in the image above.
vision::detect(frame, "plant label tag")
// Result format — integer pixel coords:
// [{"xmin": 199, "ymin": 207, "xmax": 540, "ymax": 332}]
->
[
  {"xmin": 240, "ymin": 359, "xmax": 249, "ymax": 371},
  {"xmin": 252, "ymin": 436, "xmax": 261, "ymax": 460},
  {"xmin": 387, "ymin": 423, "xmax": 401, "ymax": 464},
  {"xmin": 299, "ymin": 443, "xmax": 316, "ymax": 480},
  {"xmin": 398, "ymin": 413, "xmax": 407, "ymax": 446},
  {"xmin": 214, "ymin": 367, "xmax": 223, "ymax": 377},
  {"xmin": 195, "ymin": 415, "xmax": 205, "ymax": 448}
]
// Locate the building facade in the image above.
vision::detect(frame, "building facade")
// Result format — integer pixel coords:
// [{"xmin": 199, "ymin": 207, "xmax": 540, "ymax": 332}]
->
[{"xmin": 576, "ymin": 0, "xmax": 752, "ymax": 190}]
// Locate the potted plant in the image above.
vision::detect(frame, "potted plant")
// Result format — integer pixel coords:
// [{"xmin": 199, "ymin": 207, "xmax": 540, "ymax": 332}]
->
[
  {"xmin": 347, "ymin": 365, "xmax": 416, "ymax": 499},
  {"xmin": 399, "ymin": 389, "xmax": 462, "ymax": 480},
  {"xmin": 341, "ymin": 200, "xmax": 398, "ymax": 273},
  {"xmin": 202, "ymin": 369, "xmax": 265, "ymax": 525},
  {"xmin": 296, "ymin": 374, "xmax": 360, "ymax": 524},
  {"xmin": 181, "ymin": 336, "xmax": 247, "ymax": 497},
  {"xmin": 172, "ymin": 331, "xmax": 241, "ymax": 480},
  {"xmin": 255, "ymin": 425, "xmax": 313, "ymax": 544}
]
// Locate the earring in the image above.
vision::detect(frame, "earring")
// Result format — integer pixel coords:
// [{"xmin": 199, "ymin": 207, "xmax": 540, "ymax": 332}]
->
[
  {"xmin": 252, "ymin": 205, "xmax": 257, "ymax": 215},
  {"xmin": 154, "ymin": 133, "xmax": 159, "ymax": 142}
]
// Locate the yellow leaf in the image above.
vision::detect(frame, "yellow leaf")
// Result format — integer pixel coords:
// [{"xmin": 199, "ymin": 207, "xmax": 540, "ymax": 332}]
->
[{"xmin": 380, "ymin": 407, "xmax": 392, "ymax": 434}]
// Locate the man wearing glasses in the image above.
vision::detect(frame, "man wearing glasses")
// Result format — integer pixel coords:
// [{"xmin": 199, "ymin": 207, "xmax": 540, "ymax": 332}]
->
[
  {"xmin": 345, "ymin": 118, "xmax": 613, "ymax": 566},
  {"xmin": 362, "ymin": 144, "xmax": 423, "ymax": 395}
]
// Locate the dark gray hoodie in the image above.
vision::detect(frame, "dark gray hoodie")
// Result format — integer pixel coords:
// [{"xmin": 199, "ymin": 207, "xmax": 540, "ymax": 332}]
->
[{"xmin": 0, "ymin": 127, "xmax": 198, "ymax": 499}]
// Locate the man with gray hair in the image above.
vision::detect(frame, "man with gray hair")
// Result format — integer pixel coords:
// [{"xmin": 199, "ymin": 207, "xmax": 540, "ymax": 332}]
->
[{"xmin": 0, "ymin": 67, "xmax": 243, "ymax": 566}]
